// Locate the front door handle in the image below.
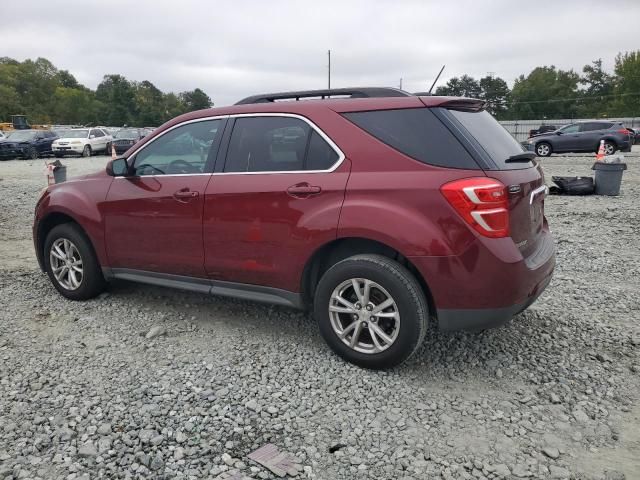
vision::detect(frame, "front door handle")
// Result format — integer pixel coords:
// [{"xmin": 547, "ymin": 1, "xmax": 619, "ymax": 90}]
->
[
  {"xmin": 173, "ymin": 188, "xmax": 199, "ymax": 202},
  {"xmin": 287, "ymin": 183, "xmax": 321, "ymax": 198}
]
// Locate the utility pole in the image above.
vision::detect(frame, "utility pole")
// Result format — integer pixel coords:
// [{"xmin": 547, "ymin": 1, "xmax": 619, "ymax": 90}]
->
[
  {"xmin": 399, "ymin": 77, "xmax": 403, "ymax": 90},
  {"xmin": 327, "ymin": 50, "xmax": 331, "ymax": 90}
]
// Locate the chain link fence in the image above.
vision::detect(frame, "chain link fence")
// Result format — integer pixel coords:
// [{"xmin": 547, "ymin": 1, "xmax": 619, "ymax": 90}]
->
[{"xmin": 499, "ymin": 118, "xmax": 639, "ymax": 142}]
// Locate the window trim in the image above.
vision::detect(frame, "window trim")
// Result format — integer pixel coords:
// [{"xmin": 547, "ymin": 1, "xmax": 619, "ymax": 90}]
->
[
  {"xmin": 123, "ymin": 113, "xmax": 345, "ymax": 178},
  {"xmin": 122, "ymin": 116, "xmax": 229, "ymax": 178},
  {"xmin": 219, "ymin": 113, "xmax": 345, "ymax": 175}
]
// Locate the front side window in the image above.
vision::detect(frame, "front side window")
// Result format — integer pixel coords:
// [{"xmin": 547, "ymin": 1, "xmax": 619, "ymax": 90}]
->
[
  {"xmin": 132, "ymin": 119, "xmax": 222, "ymax": 176},
  {"xmin": 560, "ymin": 124, "xmax": 580, "ymax": 133},
  {"xmin": 224, "ymin": 116, "xmax": 339, "ymax": 173}
]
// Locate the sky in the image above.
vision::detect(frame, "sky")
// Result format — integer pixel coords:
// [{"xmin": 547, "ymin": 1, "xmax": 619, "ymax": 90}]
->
[{"xmin": 1, "ymin": 0, "xmax": 639, "ymax": 106}]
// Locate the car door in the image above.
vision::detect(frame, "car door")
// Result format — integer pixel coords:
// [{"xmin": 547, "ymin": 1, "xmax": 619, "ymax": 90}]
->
[
  {"xmin": 103, "ymin": 118, "xmax": 226, "ymax": 277},
  {"xmin": 203, "ymin": 114, "xmax": 350, "ymax": 293},
  {"xmin": 554, "ymin": 124, "xmax": 581, "ymax": 151}
]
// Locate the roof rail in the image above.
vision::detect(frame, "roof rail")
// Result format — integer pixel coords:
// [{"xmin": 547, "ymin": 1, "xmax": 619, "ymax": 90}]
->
[{"xmin": 235, "ymin": 87, "xmax": 413, "ymax": 105}]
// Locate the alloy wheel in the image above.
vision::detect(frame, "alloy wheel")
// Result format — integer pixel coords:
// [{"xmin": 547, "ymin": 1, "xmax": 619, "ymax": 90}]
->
[
  {"xmin": 329, "ymin": 278, "xmax": 400, "ymax": 354},
  {"xmin": 604, "ymin": 143, "xmax": 615, "ymax": 155},
  {"xmin": 536, "ymin": 144, "xmax": 550, "ymax": 156},
  {"xmin": 49, "ymin": 238, "xmax": 83, "ymax": 290}
]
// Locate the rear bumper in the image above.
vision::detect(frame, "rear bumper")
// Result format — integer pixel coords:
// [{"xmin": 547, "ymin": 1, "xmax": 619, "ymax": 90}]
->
[{"xmin": 410, "ymin": 228, "xmax": 555, "ymax": 331}]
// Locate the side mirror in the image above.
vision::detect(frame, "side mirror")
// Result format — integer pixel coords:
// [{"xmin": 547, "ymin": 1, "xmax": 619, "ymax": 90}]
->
[
  {"xmin": 106, "ymin": 158, "xmax": 129, "ymax": 177},
  {"xmin": 555, "ymin": 131, "xmax": 562, "ymax": 135},
  {"xmin": 89, "ymin": 135, "xmax": 95, "ymax": 139}
]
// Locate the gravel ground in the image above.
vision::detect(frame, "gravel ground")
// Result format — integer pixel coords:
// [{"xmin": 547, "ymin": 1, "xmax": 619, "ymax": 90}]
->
[{"xmin": 0, "ymin": 150, "xmax": 639, "ymax": 480}]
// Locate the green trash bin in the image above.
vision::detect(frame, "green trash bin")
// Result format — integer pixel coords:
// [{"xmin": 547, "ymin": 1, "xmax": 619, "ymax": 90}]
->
[{"xmin": 591, "ymin": 162, "xmax": 627, "ymax": 196}]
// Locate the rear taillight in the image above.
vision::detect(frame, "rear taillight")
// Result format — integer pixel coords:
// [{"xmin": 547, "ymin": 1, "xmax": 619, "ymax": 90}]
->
[
  {"xmin": 440, "ymin": 177, "xmax": 510, "ymax": 238},
  {"xmin": 617, "ymin": 128, "xmax": 630, "ymax": 135}
]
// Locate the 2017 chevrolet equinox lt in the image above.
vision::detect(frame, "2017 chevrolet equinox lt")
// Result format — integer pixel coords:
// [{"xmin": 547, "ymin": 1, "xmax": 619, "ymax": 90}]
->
[{"xmin": 33, "ymin": 87, "xmax": 555, "ymax": 369}]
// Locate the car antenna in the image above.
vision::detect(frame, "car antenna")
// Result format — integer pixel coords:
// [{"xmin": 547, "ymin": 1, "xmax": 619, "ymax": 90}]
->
[{"xmin": 427, "ymin": 65, "xmax": 446, "ymax": 95}]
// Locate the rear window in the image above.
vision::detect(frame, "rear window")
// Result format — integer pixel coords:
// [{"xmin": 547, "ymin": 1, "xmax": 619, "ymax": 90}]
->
[
  {"xmin": 343, "ymin": 108, "xmax": 479, "ymax": 169},
  {"xmin": 447, "ymin": 109, "xmax": 529, "ymax": 169}
]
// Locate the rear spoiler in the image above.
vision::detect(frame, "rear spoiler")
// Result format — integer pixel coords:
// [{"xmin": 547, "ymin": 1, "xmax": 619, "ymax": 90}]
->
[{"xmin": 431, "ymin": 98, "xmax": 487, "ymax": 112}]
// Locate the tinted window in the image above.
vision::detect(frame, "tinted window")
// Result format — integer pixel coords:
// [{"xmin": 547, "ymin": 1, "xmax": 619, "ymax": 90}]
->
[
  {"xmin": 225, "ymin": 116, "xmax": 337, "ymax": 173},
  {"xmin": 343, "ymin": 108, "xmax": 479, "ymax": 169},
  {"xmin": 307, "ymin": 131, "xmax": 339, "ymax": 170},
  {"xmin": 133, "ymin": 119, "xmax": 222, "ymax": 176},
  {"xmin": 448, "ymin": 109, "xmax": 530, "ymax": 169}
]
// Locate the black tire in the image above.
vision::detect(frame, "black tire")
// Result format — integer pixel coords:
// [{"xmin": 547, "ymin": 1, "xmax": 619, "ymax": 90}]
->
[
  {"xmin": 535, "ymin": 142, "xmax": 552, "ymax": 157},
  {"xmin": 43, "ymin": 223, "xmax": 105, "ymax": 300},
  {"xmin": 105, "ymin": 142, "xmax": 111, "ymax": 155},
  {"xmin": 82, "ymin": 145, "xmax": 91, "ymax": 157},
  {"xmin": 25, "ymin": 147, "xmax": 38, "ymax": 160},
  {"xmin": 314, "ymin": 254, "xmax": 428, "ymax": 369},
  {"xmin": 603, "ymin": 140, "xmax": 617, "ymax": 156}
]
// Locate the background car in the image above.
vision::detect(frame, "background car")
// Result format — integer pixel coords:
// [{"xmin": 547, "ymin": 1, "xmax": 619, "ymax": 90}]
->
[
  {"xmin": 0, "ymin": 130, "xmax": 5, "ymax": 140},
  {"xmin": 526, "ymin": 121, "xmax": 632, "ymax": 156},
  {"xmin": 528, "ymin": 124, "xmax": 558, "ymax": 137},
  {"xmin": 0, "ymin": 129, "xmax": 58, "ymax": 160},
  {"xmin": 111, "ymin": 128, "xmax": 148, "ymax": 154},
  {"xmin": 52, "ymin": 128, "xmax": 112, "ymax": 157}
]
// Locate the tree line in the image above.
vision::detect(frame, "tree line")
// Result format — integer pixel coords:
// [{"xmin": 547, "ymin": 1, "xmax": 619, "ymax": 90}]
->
[
  {"xmin": 0, "ymin": 57, "xmax": 212, "ymax": 127},
  {"xmin": 2, "ymin": 52, "xmax": 639, "ymax": 126},
  {"xmin": 436, "ymin": 51, "xmax": 640, "ymax": 120}
]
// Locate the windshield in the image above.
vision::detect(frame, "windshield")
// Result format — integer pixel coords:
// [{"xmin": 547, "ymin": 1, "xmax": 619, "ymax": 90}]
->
[
  {"xmin": 54, "ymin": 129, "xmax": 72, "ymax": 137},
  {"xmin": 115, "ymin": 129, "xmax": 139, "ymax": 140},
  {"xmin": 62, "ymin": 130, "xmax": 89, "ymax": 138},
  {"xmin": 6, "ymin": 131, "xmax": 36, "ymax": 141}
]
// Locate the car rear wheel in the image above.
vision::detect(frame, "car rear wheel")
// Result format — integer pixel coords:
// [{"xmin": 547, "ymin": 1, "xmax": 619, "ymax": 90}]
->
[
  {"xmin": 535, "ymin": 142, "xmax": 552, "ymax": 157},
  {"xmin": 105, "ymin": 142, "xmax": 112, "ymax": 154},
  {"xmin": 25, "ymin": 147, "xmax": 38, "ymax": 160},
  {"xmin": 82, "ymin": 145, "xmax": 91, "ymax": 157},
  {"xmin": 603, "ymin": 141, "xmax": 616, "ymax": 155},
  {"xmin": 44, "ymin": 223, "xmax": 105, "ymax": 300},
  {"xmin": 314, "ymin": 254, "xmax": 428, "ymax": 369}
]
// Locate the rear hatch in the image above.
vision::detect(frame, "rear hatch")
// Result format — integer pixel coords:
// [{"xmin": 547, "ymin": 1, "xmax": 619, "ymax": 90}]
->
[{"xmin": 441, "ymin": 107, "xmax": 547, "ymax": 259}]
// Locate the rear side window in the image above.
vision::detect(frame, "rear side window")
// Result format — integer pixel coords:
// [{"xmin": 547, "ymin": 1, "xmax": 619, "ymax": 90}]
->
[
  {"xmin": 447, "ymin": 109, "xmax": 529, "ymax": 169},
  {"xmin": 224, "ymin": 116, "xmax": 340, "ymax": 173},
  {"xmin": 343, "ymin": 108, "xmax": 479, "ymax": 169}
]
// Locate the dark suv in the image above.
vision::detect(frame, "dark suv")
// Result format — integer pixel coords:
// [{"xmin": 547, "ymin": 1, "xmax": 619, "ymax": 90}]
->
[
  {"xmin": 33, "ymin": 88, "xmax": 555, "ymax": 369},
  {"xmin": 0, "ymin": 129, "xmax": 58, "ymax": 160},
  {"xmin": 526, "ymin": 121, "xmax": 631, "ymax": 157}
]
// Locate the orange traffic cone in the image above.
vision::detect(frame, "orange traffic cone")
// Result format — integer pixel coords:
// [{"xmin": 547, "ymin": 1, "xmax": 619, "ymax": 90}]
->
[
  {"xmin": 596, "ymin": 139, "xmax": 605, "ymax": 161},
  {"xmin": 111, "ymin": 143, "xmax": 117, "ymax": 160}
]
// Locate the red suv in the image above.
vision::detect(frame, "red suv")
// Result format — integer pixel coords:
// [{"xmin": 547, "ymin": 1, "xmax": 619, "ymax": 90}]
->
[{"xmin": 33, "ymin": 88, "xmax": 555, "ymax": 369}]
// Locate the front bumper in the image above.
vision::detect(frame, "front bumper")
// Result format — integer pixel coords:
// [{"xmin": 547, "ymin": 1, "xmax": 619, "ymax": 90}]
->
[{"xmin": 53, "ymin": 145, "xmax": 84, "ymax": 154}]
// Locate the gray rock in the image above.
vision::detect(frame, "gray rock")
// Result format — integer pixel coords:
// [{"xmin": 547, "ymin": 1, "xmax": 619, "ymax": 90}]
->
[
  {"xmin": 145, "ymin": 325, "xmax": 166, "ymax": 339},
  {"xmin": 78, "ymin": 442, "xmax": 97, "ymax": 458},
  {"xmin": 542, "ymin": 446, "xmax": 560, "ymax": 459}
]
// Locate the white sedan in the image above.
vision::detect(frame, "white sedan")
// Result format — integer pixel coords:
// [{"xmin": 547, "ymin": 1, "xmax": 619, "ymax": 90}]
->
[{"xmin": 52, "ymin": 128, "xmax": 113, "ymax": 157}]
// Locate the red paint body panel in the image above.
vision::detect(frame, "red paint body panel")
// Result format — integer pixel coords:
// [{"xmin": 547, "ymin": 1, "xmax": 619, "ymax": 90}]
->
[
  {"xmin": 203, "ymin": 160, "xmax": 351, "ymax": 291},
  {"xmin": 103, "ymin": 175, "xmax": 211, "ymax": 277}
]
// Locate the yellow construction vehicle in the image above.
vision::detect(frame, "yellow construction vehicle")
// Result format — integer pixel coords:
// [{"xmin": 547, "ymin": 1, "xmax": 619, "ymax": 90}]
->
[{"xmin": 0, "ymin": 115, "xmax": 50, "ymax": 132}]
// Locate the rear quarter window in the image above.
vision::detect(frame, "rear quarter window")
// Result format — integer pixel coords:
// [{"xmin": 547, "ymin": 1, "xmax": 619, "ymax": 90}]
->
[
  {"xmin": 446, "ymin": 109, "xmax": 531, "ymax": 170},
  {"xmin": 342, "ymin": 108, "xmax": 480, "ymax": 169}
]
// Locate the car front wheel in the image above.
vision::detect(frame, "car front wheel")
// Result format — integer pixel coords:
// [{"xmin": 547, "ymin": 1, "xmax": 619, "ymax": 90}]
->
[
  {"xmin": 535, "ymin": 142, "xmax": 552, "ymax": 157},
  {"xmin": 44, "ymin": 223, "xmax": 105, "ymax": 300},
  {"xmin": 25, "ymin": 147, "xmax": 38, "ymax": 160},
  {"xmin": 314, "ymin": 254, "xmax": 428, "ymax": 369},
  {"xmin": 82, "ymin": 145, "xmax": 91, "ymax": 157}
]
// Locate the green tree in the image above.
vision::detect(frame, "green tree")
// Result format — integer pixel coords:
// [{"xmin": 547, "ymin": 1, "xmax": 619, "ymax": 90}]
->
[
  {"xmin": 96, "ymin": 74, "xmax": 137, "ymax": 126},
  {"xmin": 52, "ymin": 87, "xmax": 100, "ymax": 125},
  {"xmin": 435, "ymin": 74, "xmax": 481, "ymax": 98},
  {"xmin": 609, "ymin": 51, "xmax": 640, "ymax": 117},
  {"xmin": 180, "ymin": 88, "xmax": 213, "ymax": 111},
  {"xmin": 135, "ymin": 80, "xmax": 165, "ymax": 126},
  {"xmin": 478, "ymin": 75, "xmax": 510, "ymax": 118},
  {"xmin": 576, "ymin": 59, "xmax": 614, "ymax": 117},
  {"xmin": 508, "ymin": 66, "xmax": 580, "ymax": 120}
]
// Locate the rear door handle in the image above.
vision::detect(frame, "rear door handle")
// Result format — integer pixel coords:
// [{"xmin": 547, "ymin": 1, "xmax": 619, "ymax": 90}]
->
[
  {"xmin": 287, "ymin": 183, "xmax": 322, "ymax": 197},
  {"xmin": 173, "ymin": 188, "xmax": 199, "ymax": 202}
]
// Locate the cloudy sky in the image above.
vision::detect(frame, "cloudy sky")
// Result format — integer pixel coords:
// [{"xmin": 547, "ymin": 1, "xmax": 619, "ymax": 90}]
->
[{"xmin": 2, "ymin": 0, "xmax": 639, "ymax": 106}]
